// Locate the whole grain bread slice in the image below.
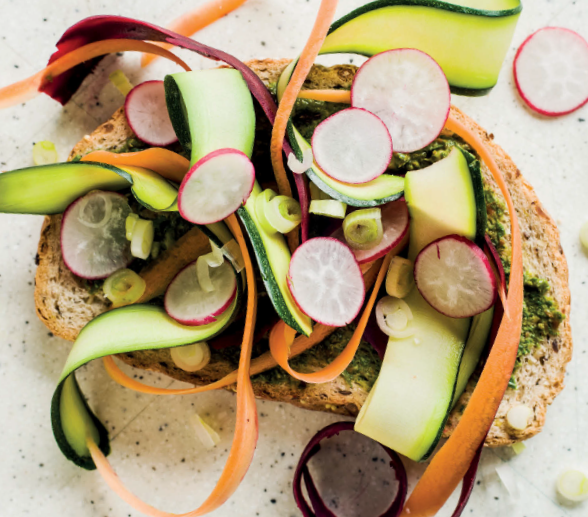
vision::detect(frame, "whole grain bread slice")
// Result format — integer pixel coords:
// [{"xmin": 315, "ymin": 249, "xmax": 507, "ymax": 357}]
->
[{"xmin": 34, "ymin": 59, "xmax": 572, "ymax": 447}]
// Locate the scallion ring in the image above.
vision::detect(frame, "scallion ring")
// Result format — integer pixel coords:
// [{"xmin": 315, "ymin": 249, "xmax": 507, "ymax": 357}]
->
[
  {"xmin": 77, "ymin": 192, "xmax": 113, "ymax": 229},
  {"xmin": 376, "ymin": 296, "xmax": 415, "ymax": 339},
  {"xmin": 130, "ymin": 218, "xmax": 154, "ymax": 260},
  {"xmin": 343, "ymin": 208, "xmax": 383, "ymax": 250},
  {"xmin": 170, "ymin": 342, "xmax": 211, "ymax": 372},
  {"xmin": 255, "ymin": 188, "xmax": 278, "ymax": 234},
  {"xmin": 32, "ymin": 140, "xmax": 58, "ymax": 165},
  {"xmin": 125, "ymin": 213, "xmax": 139, "ymax": 240},
  {"xmin": 103, "ymin": 268, "xmax": 146, "ymax": 308},
  {"xmin": 266, "ymin": 195, "xmax": 302, "ymax": 234}
]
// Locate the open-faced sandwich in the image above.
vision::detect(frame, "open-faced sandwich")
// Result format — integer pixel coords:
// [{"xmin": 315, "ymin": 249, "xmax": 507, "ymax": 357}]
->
[{"xmin": 0, "ymin": 0, "xmax": 578, "ymax": 515}]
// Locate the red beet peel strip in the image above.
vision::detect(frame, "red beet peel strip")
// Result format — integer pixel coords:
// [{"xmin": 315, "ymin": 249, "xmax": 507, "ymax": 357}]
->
[{"xmin": 42, "ymin": 15, "xmax": 310, "ymax": 243}]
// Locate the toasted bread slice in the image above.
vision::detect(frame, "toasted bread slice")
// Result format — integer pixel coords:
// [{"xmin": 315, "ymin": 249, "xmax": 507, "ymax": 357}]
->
[{"xmin": 34, "ymin": 59, "xmax": 572, "ymax": 447}]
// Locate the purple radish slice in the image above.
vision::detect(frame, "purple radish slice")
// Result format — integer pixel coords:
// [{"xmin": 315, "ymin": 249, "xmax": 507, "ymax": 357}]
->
[
  {"xmin": 311, "ymin": 108, "xmax": 393, "ymax": 184},
  {"xmin": 61, "ymin": 191, "xmax": 133, "ymax": 280},
  {"xmin": 414, "ymin": 235, "xmax": 497, "ymax": 319},
  {"xmin": 287, "ymin": 237, "xmax": 365, "ymax": 327},
  {"xmin": 178, "ymin": 149, "xmax": 255, "ymax": 225},
  {"xmin": 331, "ymin": 199, "xmax": 409, "ymax": 264},
  {"xmin": 124, "ymin": 80, "xmax": 178, "ymax": 146},
  {"xmin": 514, "ymin": 27, "xmax": 588, "ymax": 116},
  {"xmin": 351, "ymin": 49, "xmax": 450, "ymax": 153},
  {"xmin": 165, "ymin": 259, "xmax": 237, "ymax": 326}
]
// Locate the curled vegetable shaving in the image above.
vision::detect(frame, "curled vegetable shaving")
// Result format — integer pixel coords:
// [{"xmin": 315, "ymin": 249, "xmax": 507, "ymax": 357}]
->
[
  {"xmin": 400, "ymin": 111, "xmax": 523, "ymax": 517},
  {"xmin": 293, "ymin": 422, "xmax": 407, "ymax": 517},
  {"xmin": 268, "ymin": 250, "xmax": 394, "ymax": 384},
  {"xmin": 89, "ymin": 213, "xmax": 258, "ymax": 517}
]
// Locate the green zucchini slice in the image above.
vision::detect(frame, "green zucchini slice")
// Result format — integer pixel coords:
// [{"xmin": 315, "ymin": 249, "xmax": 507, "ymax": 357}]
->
[
  {"xmin": 355, "ymin": 147, "xmax": 490, "ymax": 461},
  {"xmin": 52, "ymin": 301, "xmax": 237, "ymax": 468},
  {"xmin": 238, "ymin": 182, "xmax": 313, "ymax": 336},
  {"xmin": 288, "ymin": 123, "xmax": 405, "ymax": 207},
  {"xmin": 278, "ymin": 0, "xmax": 522, "ymax": 98},
  {"xmin": 164, "ymin": 69, "xmax": 256, "ymax": 166},
  {"xmin": 0, "ymin": 162, "xmax": 130, "ymax": 215}
]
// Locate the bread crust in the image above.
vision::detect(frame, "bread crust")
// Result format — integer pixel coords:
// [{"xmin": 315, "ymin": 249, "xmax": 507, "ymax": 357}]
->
[{"xmin": 34, "ymin": 59, "xmax": 572, "ymax": 447}]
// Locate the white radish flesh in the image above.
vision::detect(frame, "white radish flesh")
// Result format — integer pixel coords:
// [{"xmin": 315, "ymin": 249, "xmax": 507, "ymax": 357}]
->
[
  {"xmin": 124, "ymin": 80, "xmax": 178, "ymax": 146},
  {"xmin": 165, "ymin": 259, "xmax": 237, "ymax": 326},
  {"xmin": 514, "ymin": 27, "xmax": 588, "ymax": 116},
  {"xmin": 61, "ymin": 191, "xmax": 132, "ymax": 279},
  {"xmin": 287, "ymin": 237, "xmax": 365, "ymax": 327},
  {"xmin": 331, "ymin": 199, "xmax": 409, "ymax": 264},
  {"xmin": 414, "ymin": 235, "xmax": 496, "ymax": 318},
  {"xmin": 178, "ymin": 149, "xmax": 255, "ymax": 225},
  {"xmin": 311, "ymin": 108, "xmax": 393, "ymax": 184},
  {"xmin": 351, "ymin": 49, "xmax": 450, "ymax": 153}
]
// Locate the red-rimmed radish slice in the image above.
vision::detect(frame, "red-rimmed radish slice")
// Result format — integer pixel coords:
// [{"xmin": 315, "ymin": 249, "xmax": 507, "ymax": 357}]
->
[
  {"xmin": 124, "ymin": 80, "xmax": 178, "ymax": 146},
  {"xmin": 331, "ymin": 199, "xmax": 409, "ymax": 264},
  {"xmin": 351, "ymin": 49, "xmax": 450, "ymax": 153},
  {"xmin": 164, "ymin": 259, "xmax": 237, "ymax": 326},
  {"xmin": 61, "ymin": 191, "xmax": 132, "ymax": 279},
  {"xmin": 178, "ymin": 149, "xmax": 255, "ymax": 225},
  {"xmin": 311, "ymin": 108, "xmax": 392, "ymax": 184},
  {"xmin": 414, "ymin": 235, "xmax": 497, "ymax": 319},
  {"xmin": 514, "ymin": 27, "xmax": 588, "ymax": 116},
  {"xmin": 287, "ymin": 237, "xmax": 365, "ymax": 327}
]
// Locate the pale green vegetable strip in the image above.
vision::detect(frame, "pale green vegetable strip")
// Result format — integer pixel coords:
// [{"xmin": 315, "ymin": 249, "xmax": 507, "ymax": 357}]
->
[
  {"xmin": 309, "ymin": 199, "xmax": 347, "ymax": 219},
  {"xmin": 109, "ymin": 70, "xmax": 133, "ymax": 96},
  {"xmin": 33, "ymin": 141, "xmax": 58, "ymax": 165}
]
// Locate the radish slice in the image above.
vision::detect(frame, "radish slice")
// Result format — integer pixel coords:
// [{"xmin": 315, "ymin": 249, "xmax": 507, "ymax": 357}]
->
[
  {"xmin": 178, "ymin": 149, "xmax": 255, "ymax": 225},
  {"xmin": 61, "ymin": 191, "xmax": 132, "ymax": 280},
  {"xmin": 124, "ymin": 80, "xmax": 178, "ymax": 146},
  {"xmin": 287, "ymin": 237, "xmax": 364, "ymax": 327},
  {"xmin": 414, "ymin": 235, "xmax": 497, "ymax": 319},
  {"xmin": 331, "ymin": 199, "xmax": 409, "ymax": 264},
  {"xmin": 164, "ymin": 259, "xmax": 237, "ymax": 326},
  {"xmin": 351, "ymin": 49, "xmax": 450, "ymax": 153},
  {"xmin": 311, "ymin": 108, "xmax": 393, "ymax": 184},
  {"xmin": 514, "ymin": 27, "xmax": 588, "ymax": 116}
]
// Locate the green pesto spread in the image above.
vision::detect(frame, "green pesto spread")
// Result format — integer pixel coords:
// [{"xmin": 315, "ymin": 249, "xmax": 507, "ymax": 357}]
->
[{"xmin": 252, "ymin": 326, "xmax": 381, "ymax": 392}]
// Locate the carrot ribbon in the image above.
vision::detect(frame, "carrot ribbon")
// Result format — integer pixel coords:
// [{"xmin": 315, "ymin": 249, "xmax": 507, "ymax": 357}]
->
[
  {"xmin": 400, "ymin": 113, "xmax": 524, "ymax": 517},
  {"xmin": 141, "ymin": 0, "xmax": 249, "ymax": 67},
  {"xmin": 270, "ymin": 0, "xmax": 339, "ymax": 252},
  {"xmin": 81, "ymin": 148, "xmax": 190, "ymax": 184},
  {"xmin": 88, "ymin": 213, "xmax": 258, "ymax": 517}
]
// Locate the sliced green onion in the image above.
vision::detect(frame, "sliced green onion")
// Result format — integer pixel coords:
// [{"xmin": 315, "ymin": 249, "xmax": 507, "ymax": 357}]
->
[
  {"xmin": 511, "ymin": 442, "xmax": 526, "ymax": 455},
  {"xmin": 207, "ymin": 240, "xmax": 224, "ymax": 267},
  {"xmin": 130, "ymin": 218, "xmax": 154, "ymax": 260},
  {"xmin": 78, "ymin": 193, "xmax": 113, "ymax": 229},
  {"xmin": 376, "ymin": 296, "xmax": 415, "ymax": 339},
  {"xmin": 163, "ymin": 228, "xmax": 175, "ymax": 250},
  {"xmin": 343, "ymin": 208, "xmax": 383, "ymax": 250},
  {"xmin": 580, "ymin": 222, "xmax": 588, "ymax": 250},
  {"xmin": 506, "ymin": 405, "xmax": 532, "ymax": 431},
  {"xmin": 287, "ymin": 148, "xmax": 313, "ymax": 174},
  {"xmin": 266, "ymin": 195, "xmax": 302, "ymax": 234},
  {"xmin": 255, "ymin": 188, "xmax": 278, "ymax": 234},
  {"xmin": 103, "ymin": 268, "xmax": 146, "ymax": 308},
  {"xmin": 32, "ymin": 141, "xmax": 58, "ymax": 166},
  {"xmin": 557, "ymin": 469, "xmax": 588, "ymax": 502},
  {"xmin": 386, "ymin": 257, "xmax": 414, "ymax": 299},
  {"xmin": 109, "ymin": 70, "xmax": 133, "ymax": 96},
  {"xmin": 170, "ymin": 342, "xmax": 211, "ymax": 372},
  {"xmin": 191, "ymin": 413, "xmax": 221, "ymax": 449},
  {"xmin": 309, "ymin": 199, "xmax": 347, "ymax": 219},
  {"xmin": 125, "ymin": 213, "xmax": 139, "ymax": 241},
  {"xmin": 222, "ymin": 239, "xmax": 245, "ymax": 273}
]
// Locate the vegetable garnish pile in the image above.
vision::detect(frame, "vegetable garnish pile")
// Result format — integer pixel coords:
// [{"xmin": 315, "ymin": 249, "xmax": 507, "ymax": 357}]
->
[{"xmin": 0, "ymin": 0, "xmax": 539, "ymax": 515}]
